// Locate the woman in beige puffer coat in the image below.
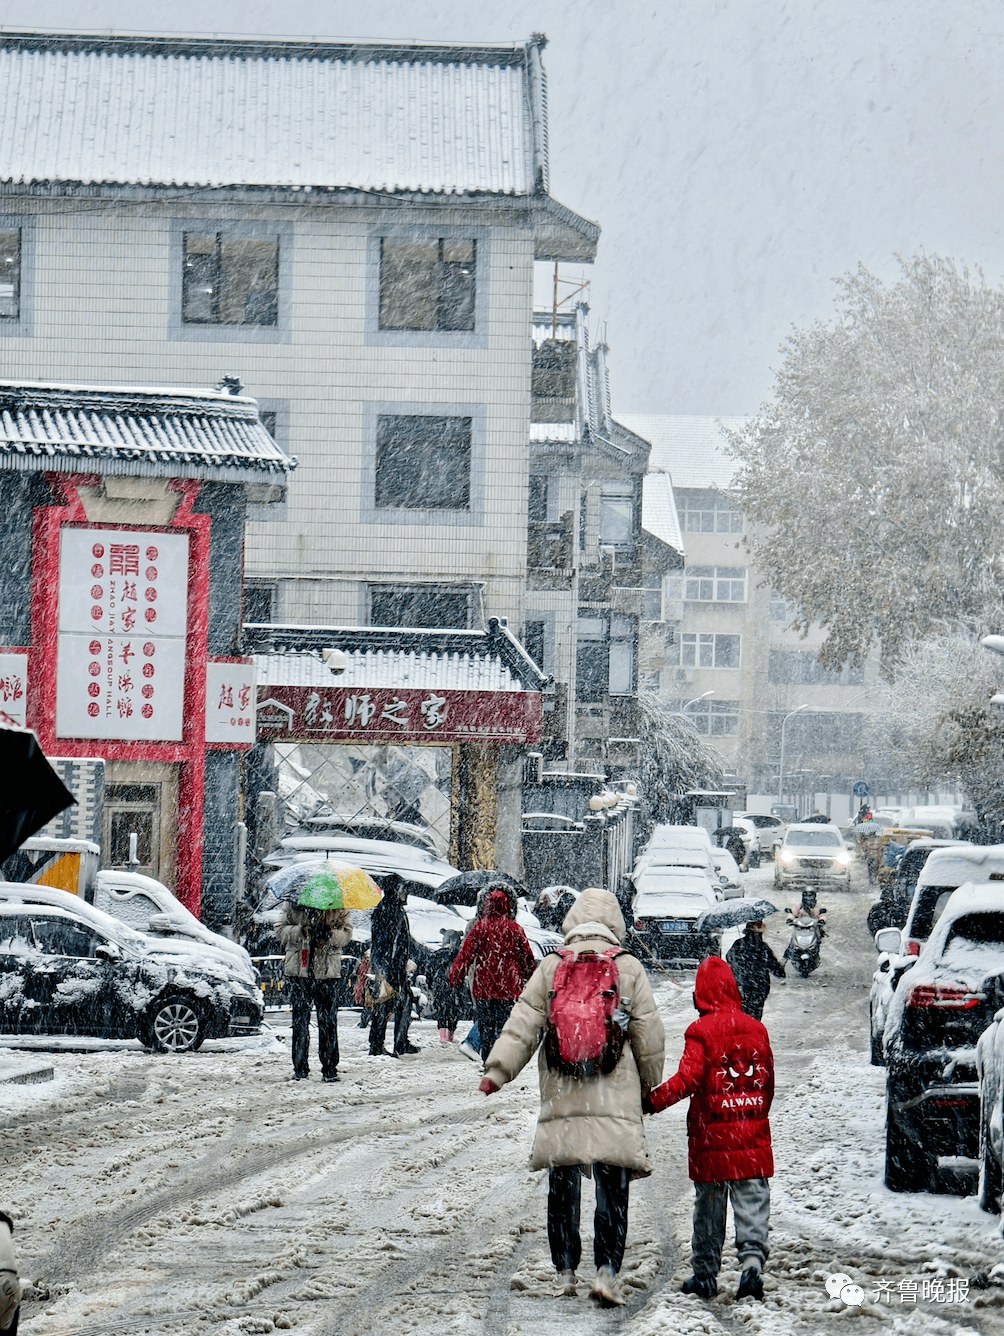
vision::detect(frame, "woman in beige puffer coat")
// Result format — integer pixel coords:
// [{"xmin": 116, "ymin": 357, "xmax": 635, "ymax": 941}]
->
[
  {"xmin": 481, "ymin": 887, "xmax": 664, "ymax": 1306},
  {"xmin": 278, "ymin": 904, "xmax": 352, "ymax": 1082}
]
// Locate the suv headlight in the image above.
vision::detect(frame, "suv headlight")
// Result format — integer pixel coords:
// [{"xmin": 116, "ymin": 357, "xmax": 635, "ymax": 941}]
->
[{"xmin": 780, "ymin": 850, "xmax": 796, "ymax": 863}]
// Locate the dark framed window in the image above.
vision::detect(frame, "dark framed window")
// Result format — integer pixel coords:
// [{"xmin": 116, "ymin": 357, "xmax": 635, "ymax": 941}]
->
[
  {"xmin": 0, "ymin": 229, "xmax": 19, "ymax": 319},
  {"xmin": 524, "ymin": 620, "xmax": 546, "ymax": 670},
  {"xmin": 182, "ymin": 232, "xmax": 278, "ymax": 326},
  {"xmin": 244, "ymin": 581, "xmax": 278, "ymax": 624},
  {"xmin": 369, "ymin": 584, "xmax": 475, "ymax": 629},
  {"xmin": 528, "ymin": 476, "xmax": 549, "ymax": 522},
  {"xmin": 532, "ymin": 339, "xmax": 577, "ymax": 422},
  {"xmin": 379, "ymin": 238, "xmax": 476, "ymax": 331},
  {"xmin": 684, "ymin": 565, "xmax": 747, "ymax": 601},
  {"xmin": 599, "ymin": 483, "xmax": 636, "ymax": 547},
  {"xmin": 678, "ymin": 633, "xmax": 741, "ymax": 668},
  {"xmin": 374, "ymin": 414, "xmax": 472, "ymax": 511},
  {"xmin": 576, "ymin": 612, "xmax": 637, "ymax": 699}
]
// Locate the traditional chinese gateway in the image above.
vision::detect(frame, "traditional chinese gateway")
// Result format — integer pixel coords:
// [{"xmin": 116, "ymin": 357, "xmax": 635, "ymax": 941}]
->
[
  {"xmin": 0, "ymin": 377, "xmax": 292, "ymax": 924},
  {"xmin": 244, "ymin": 620, "xmax": 545, "ymax": 876}
]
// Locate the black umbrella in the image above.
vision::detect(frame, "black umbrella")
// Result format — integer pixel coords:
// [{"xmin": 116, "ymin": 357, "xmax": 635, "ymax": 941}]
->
[
  {"xmin": 434, "ymin": 869, "xmax": 525, "ymax": 907},
  {"xmin": 695, "ymin": 899, "xmax": 778, "ymax": 932},
  {"xmin": 0, "ymin": 726, "xmax": 75, "ymax": 864}
]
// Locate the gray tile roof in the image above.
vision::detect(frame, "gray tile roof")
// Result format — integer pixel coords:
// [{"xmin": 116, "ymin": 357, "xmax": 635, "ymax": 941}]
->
[
  {"xmin": 255, "ymin": 648, "xmax": 524, "ymax": 692},
  {"xmin": 619, "ymin": 414, "xmax": 746, "ymax": 490},
  {"xmin": 0, "ymin": 32, "xmax": 543, "ymax": 195},
  {"xmin": 0, "ymin": 379, "xmax": 292, "ymax": 485}
]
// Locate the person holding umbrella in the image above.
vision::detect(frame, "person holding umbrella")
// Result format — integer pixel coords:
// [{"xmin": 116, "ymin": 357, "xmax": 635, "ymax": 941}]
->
[
  {"xmin": 369, "ymin": 874, "xmax": 420, "ymax": 1057},
  {"xmin": 726, "ymin": 921, "xmax": 785, "ymax": 1022},
  {"xmin": 268, "ymin": 861, "xmax": 382, "ymax": 1082}
]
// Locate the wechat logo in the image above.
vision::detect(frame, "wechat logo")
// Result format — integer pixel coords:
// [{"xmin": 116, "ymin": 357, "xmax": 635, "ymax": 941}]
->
[{"xmin": 826, "ymin": 1273, "xmax": 865, "ymax": 1306}]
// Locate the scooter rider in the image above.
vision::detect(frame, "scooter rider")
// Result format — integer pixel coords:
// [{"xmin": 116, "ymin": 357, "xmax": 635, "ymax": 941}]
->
[{"xmin": 786, "ymin": 888, "xmax": 826, "ymax": 935}]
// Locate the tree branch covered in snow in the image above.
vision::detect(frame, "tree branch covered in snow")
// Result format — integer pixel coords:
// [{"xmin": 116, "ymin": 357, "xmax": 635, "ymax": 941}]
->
[
  {"xmin": 635, "ymin": 692, "xmax": 725, "ymax": 834},
  {"xmin": 871, "ymin": 633, "xmax": 1004, "ymax": 823},
  {"xmin": 727, "ymin": 254, "xmax": 1004, "ymax": 674}
]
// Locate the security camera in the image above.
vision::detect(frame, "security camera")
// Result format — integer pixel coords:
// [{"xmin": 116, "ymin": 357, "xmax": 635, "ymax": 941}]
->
[{"xmin": 321, "ymin": 648, "xmax": 348, "ymax": 675}]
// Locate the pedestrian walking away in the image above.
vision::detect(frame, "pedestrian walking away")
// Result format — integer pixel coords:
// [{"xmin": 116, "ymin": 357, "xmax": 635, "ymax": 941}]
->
[
  {"xmin": 726, "ymin": 920, "xmax": 785, "ymax": 1021},
  {"xmin": 278, "ymin": 901, "xmax": 352, "ymax": 1082},
  {"xmin": 645, "ymin": 955, "xmax": 774, "ymax": 1303},
  {"xmin": 428, "ymin": 927, "xmax": 463, "ymax": 1043},
  {"xmin": 368, "ymin": 874, "xmax": 420, "ymax": 1057},
  {"xmin": 477, "ymin": 887, "xmax": 665, "ymax": 1307},
  {"xmin": 447, "ymin": 885, "xmax": 535, "ymax": 1059}
]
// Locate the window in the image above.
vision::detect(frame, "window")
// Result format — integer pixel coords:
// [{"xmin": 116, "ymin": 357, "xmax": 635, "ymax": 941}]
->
[
  {"xmin": 28, "ymin": 916, "xmax": 98, "ymax": 958},
  {"xmin": 528, "ymin": 477, "xmax": 549, "ymax": 522},
  {"xmin": 244, "ymin": 581, "xmax": 278, "ymax": 624},
  {"xmin": 576, "ymin": 612, "xmax": 636, "ymax": 698},
  {"xmin": 673, "ymin": 698, "xmax": 740, "ymax": 735},
  {"xmin": 532, "ymin": 339, "xmax": 577, "ymax": 422},
  {"xmin": 679, "ymin": 633, "xmax": 740, "ymax": 668},
  {"xmin": 642, "ymin": 580, "xmax": 663, "ymax": 620},
  {"xmin": 379, "ymin": 238, "xmax": 476, "ymax": 331},
  {"xmin": 259, "ymin": 411, "xmax": 278, "ymax": 439},
  {"xmin": 369, "ymin": 584, "xmax": 476, "ymax": 629},
  {"xmin": 182, "ymin": 232, "xmax": 278, "ymax": 326},
  {"xmin": 684, "ymin": 566, "xmax": 746, "ymax": 601},
  {"xmin": 374, "ymin": 415, "xmax": 472, "ymax": 511},
  {"xmin": 524, "ymin": 620, "xmax": 546, "ymax": 671},
  {"xmin": 768, "ymin": 650, "xmax": 864, "ymax": 686},
  {"xmin": 599, "ymin": 483, "xmax": 635, "ymax": 547},
  {"xmin": 677, "ymin": 493, "xmax": 744, "ymax": 534},
  {"xmin": 0, "ymin": 229, "xmax": 19, "ymax": 319},
  {"xmin": 770, "ymin": 590, "xmax": 793, "ymax": 621}
]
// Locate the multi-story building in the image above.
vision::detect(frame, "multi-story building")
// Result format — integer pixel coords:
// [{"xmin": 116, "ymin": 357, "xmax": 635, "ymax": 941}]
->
[
  {"xmin": 524, "ymin": 307, "xmax": 682, "ymax": 772},
  {"xmin": 620, "ymin": 415, "xmax": 881, "ymax": 821},
  {"xmin": 0, "ymin": 30, "xmax": 596, "ymax": 635}
]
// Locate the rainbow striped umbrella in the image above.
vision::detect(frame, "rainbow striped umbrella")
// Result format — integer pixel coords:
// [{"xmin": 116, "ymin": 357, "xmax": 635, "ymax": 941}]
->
[{"xmin": 266, "ymin": 859, "xmax": 383, "ymax": 910}]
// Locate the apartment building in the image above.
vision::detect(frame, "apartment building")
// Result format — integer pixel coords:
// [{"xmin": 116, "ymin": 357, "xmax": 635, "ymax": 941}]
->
[
  {"xmin": 620, "ymin": 415, "xmax": 880, "ymax": 820},
  {"xmin": 524, "ymin": 308, "xmax": 682, "ymax": 772},
  {"xmin": 0, "ymin": 30, "xmax": 596, "ymax": 637}
]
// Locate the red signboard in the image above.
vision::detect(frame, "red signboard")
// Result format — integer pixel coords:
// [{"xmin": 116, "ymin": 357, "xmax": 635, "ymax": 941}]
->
[{"xmin": 256, "ymin": 684, "xmax": 541, "ymax": 745}]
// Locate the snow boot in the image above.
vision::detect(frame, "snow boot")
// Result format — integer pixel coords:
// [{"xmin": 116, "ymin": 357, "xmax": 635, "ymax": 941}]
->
[
  {"xmin": 736, "ymin": 1267, "xmax": 764, "ymax": 1301},
  {"xmin": 458, "ymin": 1039, "xmax": 480, "ymax": 1062},
  {"xmin": 680, "ymin": 1274, "xmax": 717, "ymax": 1298},
  {"xmin": 438, "ymin": 1028, "xmax": 452, "ymax": 1045},
  {"xmin": 552, "ymin": 1269, "xmax": 577, "ymax": 1297},
  {"xmin": 589, "ymin": 1265, "xmax": 624, "ymax": 1307}
]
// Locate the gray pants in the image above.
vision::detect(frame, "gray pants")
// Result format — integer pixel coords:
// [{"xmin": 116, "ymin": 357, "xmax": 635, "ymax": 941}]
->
[{"xmin": 691, "ymin": 1177, "xmax": 770, "ymax": 1280}]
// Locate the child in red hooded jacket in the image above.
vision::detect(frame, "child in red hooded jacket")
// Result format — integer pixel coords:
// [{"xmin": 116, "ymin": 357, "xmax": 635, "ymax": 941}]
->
[
  {"xmin": 447, "ymin": 886, "xmax": 535, "ymax": 1060},
  {"xmin": 644, "ymin": 955, "xmax": 774, "ymax": 1303}
]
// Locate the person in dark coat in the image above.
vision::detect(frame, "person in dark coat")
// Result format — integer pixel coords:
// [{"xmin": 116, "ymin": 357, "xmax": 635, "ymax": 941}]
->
[
  {"xmin": 645, "ymin": 956, "xmax": 775, "ymax": 1304},
  {"xmin": 368, "ymin": 875, "xmax": 419, "ymax": 1057},
  {"xmin": 447, "ymin": 886, "xmax": 535, "ymax": 1059},
  {"xmin": 428, "ymin": 928, "xmax": 463, "ymax": 1043},
  {"xmin": 726, "ymin": 921, "xmax": 785, "ymax": 1021}
]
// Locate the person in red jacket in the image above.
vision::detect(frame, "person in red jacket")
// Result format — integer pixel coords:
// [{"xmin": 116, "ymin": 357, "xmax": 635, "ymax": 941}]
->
[
  {"xmin": 447, "ymin": 887, "xmax": 535, "ymax": 1060},
  {"xmin": 644, "ymin": 955, "xmax": 774, "ymax": 1303}
]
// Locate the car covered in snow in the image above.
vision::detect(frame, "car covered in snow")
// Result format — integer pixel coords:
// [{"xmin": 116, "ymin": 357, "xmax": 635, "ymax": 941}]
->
[
  {"xmin": 710, "ymin": 847, "xmax": 744, "ymax": 898},
  {"xmin": 773, "ymin": 823, "xmax": 851, "ymax": 890},
  {"xmin": 883, "ymin": 883, "xmax": 1004, "ymax": 1192},
  {"xmin": 0, "ymin": 885, "xmax": 263, "ymax": 1052},
  {"xmin": 630, "ymin": 869, "xmax": 721, "ymax": 968},
  {"xmin": 733, "ymin": 811, "xmax": 787, "ymax": 853}
]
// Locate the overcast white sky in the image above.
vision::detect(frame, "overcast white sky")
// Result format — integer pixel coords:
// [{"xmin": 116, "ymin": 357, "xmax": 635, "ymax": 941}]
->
[{"xmin": 9, "ymin": 1, "xmax": 1004, "ymax": 416}]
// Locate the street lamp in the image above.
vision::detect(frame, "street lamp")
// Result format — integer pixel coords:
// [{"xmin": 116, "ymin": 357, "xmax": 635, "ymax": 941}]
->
[
  {"xmin": 682, "ymin": 690, "xmax": 715, "ymax": 712},
  {"xmin": 777, "ymin": 704, "xmax": 811, "ymax": 803}
]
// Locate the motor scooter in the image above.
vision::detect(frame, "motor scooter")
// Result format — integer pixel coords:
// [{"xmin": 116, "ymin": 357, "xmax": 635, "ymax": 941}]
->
[{"xmin": 784, "ymin": 910, "xmax": 824, "ymax": 977}]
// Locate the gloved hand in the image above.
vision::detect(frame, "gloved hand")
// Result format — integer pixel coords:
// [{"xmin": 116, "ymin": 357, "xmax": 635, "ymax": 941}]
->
[
  {"xmin": 0, "ymin": 1212, "xmax": 20, "ymax": 1333},
  {"xmin": 479, "ymin": 1077, "xmax": 499, "ymax": 1096},
  {"xmin": 643, "ymin": 1081, "xmax": 674, "ymax": 1115}
]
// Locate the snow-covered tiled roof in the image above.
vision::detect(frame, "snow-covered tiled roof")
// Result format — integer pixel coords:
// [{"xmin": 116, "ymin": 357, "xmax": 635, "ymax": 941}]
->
[
  {"xmin": 245, "ymin": 617, "xmax": 547, "ymax": 691},
  {"xmin": 529, "ymin": 422, "xmax": 577, "ymax": 443},
  {"xmin": 618, "ymin": 414, "xmax": 746, "ymax": 490},
  {"xmin": 0, "ymin": 379, "xmax": 292, "ymax": 485},
  {"xmin": 641, "ymin": 473, "xmax": 684, "ymax": 554},
  {"xmin": 0, "ymin": 32, "xmax": 543, "ymax": 194},
  {"xmin": 255, "ymin": 648, "xmax": 523, "ymax": 692}
]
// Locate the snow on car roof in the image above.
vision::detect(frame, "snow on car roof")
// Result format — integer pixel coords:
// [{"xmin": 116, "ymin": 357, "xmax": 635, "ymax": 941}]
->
[
  {"xmin": 0, "ymin": 882, "xmax": 150, "ymax": 950},
  {"xmin": 916, "ymin": 844, "xmax": 1004, "ymax": 888}
]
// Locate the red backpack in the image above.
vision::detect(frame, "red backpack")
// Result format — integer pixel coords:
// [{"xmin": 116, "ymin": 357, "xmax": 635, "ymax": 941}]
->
[{"xmin": 544, "ymin": 947, "xmax": 627, "ymax": 1079}]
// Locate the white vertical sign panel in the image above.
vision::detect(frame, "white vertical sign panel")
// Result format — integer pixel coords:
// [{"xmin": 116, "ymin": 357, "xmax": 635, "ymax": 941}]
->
[
  {"xmin": 55, "ymin": 529, "xmax": 189, "ymax": 741},
  {"xmin": 205, "ymin": 662, "xmax": 257, "ymax": 743},
  {"xmin": 0, "ymin": 651, "xmax": 28, "ymax": 726}
]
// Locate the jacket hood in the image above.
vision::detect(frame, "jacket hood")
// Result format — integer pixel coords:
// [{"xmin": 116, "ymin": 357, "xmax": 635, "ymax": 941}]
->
[
  {"xmin": 693, "ymin": 955, "xmax": 743, "ymax": 1014},
  {"xmin": 484, "ymin": 889, "xmax": 510, "ymax": 918},
  {"xmin": 561, "ymin": 887, "xmax": 625, "ymax": 943}
]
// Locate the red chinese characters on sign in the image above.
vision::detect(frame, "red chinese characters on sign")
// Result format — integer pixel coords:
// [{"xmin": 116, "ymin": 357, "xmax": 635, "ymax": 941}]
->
[
  {"xmin": 205, "ymin": 661, "xmax": 256, "ymax": 745},
  {"xmin": 256, "ymin": 685, "xmax": 541, "ymax": 745}
]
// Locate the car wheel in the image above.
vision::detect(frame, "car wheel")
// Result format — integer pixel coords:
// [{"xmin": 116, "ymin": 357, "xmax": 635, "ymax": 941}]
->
[
  {"xmin": 885, "ymin": 1104, "xmax": 933, "ymax": 1192},
  {"xmin": 794, "ymin": 957, "xmax": 814, "ymax": 978},
  {"xmin": 142, "ymin": 995, "xmax": 206, "ymax": 1054},
  {"xmin": 979, "ymin": 1087, "xmax": 1002, "ymax": 1213}
]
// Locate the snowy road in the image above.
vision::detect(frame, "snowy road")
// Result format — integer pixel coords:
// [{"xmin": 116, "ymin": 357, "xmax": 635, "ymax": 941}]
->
[{"xmin": 4, "ymin": 864, "xmax": 1004, "ymax": 1335}]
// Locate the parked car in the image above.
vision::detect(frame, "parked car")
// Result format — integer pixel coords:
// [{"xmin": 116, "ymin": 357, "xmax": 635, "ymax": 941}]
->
[
  {"xmin": 774, "ymin": 823, "xmax": 851, "ymax": 890},
  {"xmin": 630, "ymin": 869, "xmax": 721, "ymax": 967},
  {"xmin": 0, "ymin": 885, "xmax": 263, "ymax": 1052},
  {"xmin": 710, "ymin": 847, "xmax": 744, "ymax": 898},
  {"xmin": 977, "ymin": 1001, "xmax": 1004, "ymax": 1212},
  {"xmin": 884, "ymin": 884, "xmax": 1004, "ymax": 1192},
  {"xmin": 735, "ymin": 811, "xmax": 787, "ymax": 853},
  {"xmin": 640, "ymin": 824, "xmax": 716, "ymax": 857},
  {"xmin": 902, "ymin": 806, "xmax": 961, "ymax": 840},
  {"xmin": 265, "ymin": 835, "xmax": 459, "ymax": 891},
  {"xmin": 727, "ymin": 817, "xmax": 761, "ymax": 868}
]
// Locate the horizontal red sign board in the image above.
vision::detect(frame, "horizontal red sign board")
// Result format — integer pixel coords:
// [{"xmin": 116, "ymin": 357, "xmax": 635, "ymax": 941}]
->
[{"xmin": 256, "ymin": 684, "xmax": 541, "ymax": 745}]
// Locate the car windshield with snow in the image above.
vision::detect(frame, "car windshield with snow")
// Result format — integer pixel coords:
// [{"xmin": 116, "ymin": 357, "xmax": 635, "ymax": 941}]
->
[
  {"xmin": 0, "ymin": 890, "xmax": 263, "ymax": 1052},
  {"xmin": 883, "ymin": 884, "xmax": 1004, "ymax": 1192}
]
